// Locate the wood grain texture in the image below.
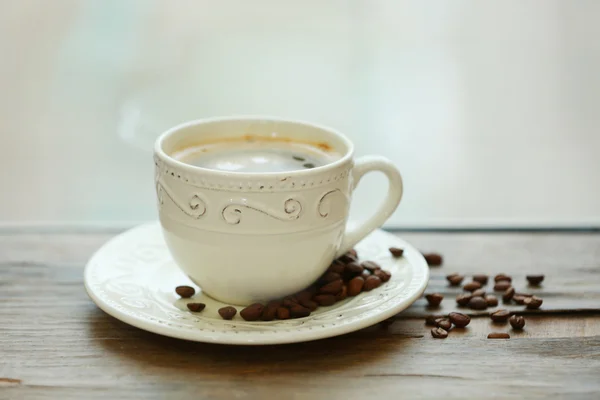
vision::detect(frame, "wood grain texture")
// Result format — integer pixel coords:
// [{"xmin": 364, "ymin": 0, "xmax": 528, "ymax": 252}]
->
[{"xmin": 1, "ymin": 230, "xmax": 599, "ymax": 399}]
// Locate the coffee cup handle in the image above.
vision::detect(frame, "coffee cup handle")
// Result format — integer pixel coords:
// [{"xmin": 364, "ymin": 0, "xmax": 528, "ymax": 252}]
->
[{"xmin": 336, "ymin": 155, "xmax": 403, "ymax": 257}]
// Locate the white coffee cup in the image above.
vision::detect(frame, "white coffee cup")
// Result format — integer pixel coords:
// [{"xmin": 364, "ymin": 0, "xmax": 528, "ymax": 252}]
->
[{"xmin": 154, "ymin": 116, "xmax": 403, "ymax": 305}]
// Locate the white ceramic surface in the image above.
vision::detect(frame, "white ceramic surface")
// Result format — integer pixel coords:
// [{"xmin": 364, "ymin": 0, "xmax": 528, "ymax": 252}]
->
[
  {"xmin": 155, "ymin": 117, "xmax": 403, "ymax": 305},
  {"xmin": 84, "ymin": 222, "xmax": 428, "ymax": 345}
]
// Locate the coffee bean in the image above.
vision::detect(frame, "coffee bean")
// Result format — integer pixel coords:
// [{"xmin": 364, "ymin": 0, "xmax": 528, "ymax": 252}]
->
[
  {"xmin": 472, "ymin": 274, "xmax": 489, "ymax": 285},
  {"xmin": 494, "ymin": 281, "xmax": 512, "ymax": 291},
  {"xmin": 218, "ymin": 306, "xmax": 237, "ymax": 320},
  {"xmin": 487, "ymin": 332, "xmax": 510, "ymax": 339},
  {"xmin": 338, "ymin": 253, "xmax": 358, "ymax": 264},
  {"xmin": 446, "ymin": 274, "xmax": 464, "ymax": 286},
  {"xmin": 448, "ymin": 312, "xmax": 471, "ymax": 328},
  {"xmin": 463, "ymin": 281, "xmax": 482, "ymax": 292},
  {"xmin": 344, "ymin": 262, "xmax": 364, "ymax": 280},
  {"xmin": 321, "ymin": 271, "xmax": 342, "ymax": 284},
  {"xmin": 456, "ymin": 293, "xmax": 472, "ymax": 306},
  {"xmin": 469, "ymin": 296, "xmax": 487, "ymax": 310},
  {"xmin": 282, "ymin": 299, "xmax": 298, "ymax": 308},
  {"xmin": 295, "ymin": 291, "xmax": 312, "ymax": 303},
  {"xmin": 276, "ymin": 307, "xmax": 290, "ymax": 320},
  {"xmin": 347, "ymin": 276, "xmax": 365, "ymax": 296},
  {"xmin": 425, "ymin": 315, "xmax": 443, "ymax": 326},
  {"xmin": 513, "ymin": 295, "xmax": 527, "ymax": 305},
  {"xmin": 175, "ymin": 286, "xmax": 195, "ymax": 298},
  {"xmin": 362, "ymin": 261, "xmax": 381, "ymax": 271},
  {"xmin": 494, "ymin": 274, "xmax": 512, "ymax": 283},
  {"xmin": 261, "ymin": 304, "xmax": 278, "ymax": 321},
  {"xmin": 485, "ymin": 295, "xmax": 499, "ymax": 307},
  {"xmin": 425, "ymin": 293, "xmax": 444, "ymax": 307},
  {"xmin": 389, "ymin": 247, "xmax": 404, "ymax": 257},
  {"xmin": 490, "ymin": 309, "xmax": 511, "ymax": 323},
  {"xmin": 423, "ymin": 253, "xmax": 443, "ymax": 266},
  {"xmin": 374, "ymin": 269, "xmax": 392, "ymax": 282},
  {"xmin": 240, "ymin": 303, "xmax": 265, "ymax": 321},
  {"xmin": 435, "ymin": 318, "xmax": 452, "ymax": 330},
  {"xmin": 509, "ymin": 315, "xmax": 526, "ymax": 330},
  {"xmin": 314, "ymin": 294, "xmax": 336, "ymax": 306},
  {"xmin": 348, "ymin": 248, "xmax": 358, "ymax": 258},
  {"xmin": 363, "ymin": 275, "xmax": 382, "ymax": 291},
  {"xmin": 431, "ymin": 327, "xmax": 448, "ymax": 339},
  {"xmin": 299, "ymin": 298, "xmax": 319, "ymax": 311},
  {"xmin": 335, "ymin": 285, "xmax": 348, "ymax": 302},
  {"xmin": 186, "ymin": 302, "xmax": 206, "ymax": 312},
  {"xmin": 328, "ymin": 261, "xmax": 345, "ymax": 274},
  {"xmin": 526, "ymin": 275, "xmax": 545, "ymax": 285},
  {"xmin": 319, "ymin": 279, "xmax": 343, "ymax": 295},
  {"xmin": 290, "ymin": 305, "xmax": 311, "ymax": 318},
  {"xmin": 472, "ymin": 289, "xmax": 486, "ymax": 298},
  {"xmin": 524, "ymin": 296, "xmax": 543, "ymax": 309},
  {"xmin": 502, "ymin": 287, "xmax": 515, "ymax": 302}
]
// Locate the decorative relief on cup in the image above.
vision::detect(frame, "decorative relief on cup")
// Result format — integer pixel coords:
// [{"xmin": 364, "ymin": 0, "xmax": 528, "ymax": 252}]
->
[
  {"xmin": 222, "ymin": 198, "xmax": 303, "ymax": 225},
  {"xmin": 318, "ymin": 189, "xmax": 345, "ymax": 218},
  {"xmin": 157, "ymin": 179, "xmax": 207, "ymax": 219}
]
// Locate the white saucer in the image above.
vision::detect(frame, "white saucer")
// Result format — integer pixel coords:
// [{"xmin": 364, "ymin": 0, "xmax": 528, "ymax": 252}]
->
[{"xmin": 84, "ymin": 222, "xmax": 429, "ymax": 345}]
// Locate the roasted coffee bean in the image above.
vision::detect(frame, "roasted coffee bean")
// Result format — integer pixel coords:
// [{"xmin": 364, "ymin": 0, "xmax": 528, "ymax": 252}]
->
[
  {"xmin": 328, "ymin": 261, "xmax": 345, "ymax": 274},
  {"xmin": 261, "ymin": 304, "xmax": 278, "ymax": 321},
  {"xmin": 335, "ymin": 285, "xmax": 348, "ymax": 302},
  {"xmin": 363, "ymin": 275, "xmax": 382, "ymax": 291},
  {"xmin": 524, "ymin": 296, "xmax": 543, "ymax": 309},
  {"xmin": 348, "ymin": 248, "xmax": 358, "ymax": 258},
  {"xmin": 290, "ymin": 305, "xmax": 311, "ymax": 318},
  {"xmin": 299, "ymin": 299, "xmax": 319, "ymax": 311},
  {"xmin": 487, "ymin": 332, "xmax": 510, "ymax": 339},
  {"xmin": 374, "ymin": 269, "xmax": 392, "ymax": 283},
  {"xmin": 435, "ymin": 318, "xmax": 452, "ymax": 330},
  {"xmin": 347, "ymin": 276, "xmax": 365, "ymax": 296},
  {"xmin": 425, "ymin": 293, "xmax": 444, "ymax": 307},
  {"xmin": 314, "ymin": 294, "xmax": 336, "ymax": 306},
  {"xmin": 175, "ymin": 286, "xmax": 195, "ymax": 298},
  {"xmin": 186, "ymin": 302, "xmax": 206, "ymax": 312},
  {"xmin": 472, "ymin": 274, "xmax": 489, "ymax": 285},
  {"xmin": 362, "ymin": 261, "xmax": 381, "ymax": 271},
  {"xmin": 490, "ymin": 309, "xmax": 511, "ymax": 323},
  {"xmin": 389, "ymin": 247, "xmax": 404, "ymax": 257},
  {"xmin": 513, "ymin": 295, "xmax": 527, "ymax": 305},
  {"xmin": 276, "ymin": 307, "xmax": 290, "ymax": 320},
  {"xmin": 510, "ymin": 315, "xmax": 526, "ymax": 330},
  {"xmin": 463, "ymin": 281, "xmax": 482, "ymax": 292},
  {"xmin": 472, "ymin": 289, "xmax": 486, "ymax": 298},
  {"xmin": 469, "ymin": 296, "xmax": 487, "ymax": 310},
  {"xmin": 456, "ymin": 293, "xmax": 472, "ymax": 306},
  {"xmin": 494, "ymin": 281, "xmax": 512, "ymax": 291},
  {"xmin": 423, "ymin": 253, "xmax": 443, "ymax": 266},
  {"xmin": 240, "ymin": 303, "xmax": 265, "ymax": 321},
  {"xmin": 319, "ymin": 279, "xmax": 343, "ymax": 295},
  {"xmin": 494, "ymin": 274, "xmax": 512, "ymax": 283},
  {"xmin": 431, "ymin": 327, "xmax": 448, "ymax": 339},
  {"xmin": 218, "ymin": 306, "xmax": 237, "ymax": 320},
  {"xmin": 446, "ymin": 274, "xmax": 464, "ymax": 286},
  {"xmin": 282, "ymin": 299, "xmax": 299, "ymax": 308},
  {"xmin": 321, "ymin": 272, "xmax": 342, "ymax": 284},
  {"xmin": 503, "ymin": 287, "xmax": 515, "ymax": 302},
  {"xmin": 338, "ymin": 253, "xmax": 358, "ymax": 264},
  {"xmin": 295, "ymin": 291, "xmax": 312, "ymax": 303},
  {"xmin": 425, "ymin": 315, "xmax": 443, "ymax": 326},
  {"xmin": 526, "ymin": 275, "xmax": 545, "ymax": 285},
  {"xmin": 344, "ymin": 262, "xmax": 364, "ymax": 280},
  {"xmin": 485, "ymin": 295, "xmax": 499, "ymax": 307},
  {"xmin": 448, "ymin": 312, "xmax": 471, "ymax": 328}
]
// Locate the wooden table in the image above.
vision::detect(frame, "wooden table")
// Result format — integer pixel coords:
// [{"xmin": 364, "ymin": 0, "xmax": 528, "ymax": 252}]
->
[{"xmin": 2, "ymin": 230, "xmax": 599, "ymax": 399}]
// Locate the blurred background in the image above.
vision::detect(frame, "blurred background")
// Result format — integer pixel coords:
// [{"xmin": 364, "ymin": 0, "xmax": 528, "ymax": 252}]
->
[{"xmin": 2, "ymin": 0, "xmax": 599, "ymax": 229}]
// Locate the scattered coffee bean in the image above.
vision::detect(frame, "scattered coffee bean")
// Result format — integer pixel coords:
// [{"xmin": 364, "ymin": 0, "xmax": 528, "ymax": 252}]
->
[
  {"xmin": 295, "ymin": 291, "xmax": 312, "ymax": 303},
  {"xmin": 431, "ymin": 327, "xmax": 448, "ymax": 339},
  {"xmin": 362, "ymin": 261, "xmax": 381, "ymax": 271},
  {"xmin": 328, "ymin": 261, "xmax": 345, "ymax": 274},
  {"xmin": 526, "ymin": 275, "xmax": 545, "ymax": 285},
  {"xmin": 363, "ymin": 275, "xmax": 382, "ymax": 291},
  {"xmin": 389, "ymin": 247, "xmax": 404, "ymax": 257},
  {"xmin": 463, "ymin": 281, "xmax": 482, "ymax": 292},
  {"xmin": 425, "ymin": 315, "xmax": 443, "ymax": 326},
  {"xmin": 347, "ymin": 276, "xmax": 365, "ymax": 296},
  {"xmin": 494, "ymin": 274, "xmax": 512, "ymax": 283},
  {"xmin": 335, "ymin": 285, "xmax": 348, "ymax": 302},
  {"xmin": 261, "ymin": 303, "xmax": 278, "ymax": 321},
  {"xmin": 314, "ymin": 294, "xmax": 336, "ymax": 306},
  {"xmin": 487, "ymin": 332, "xmax": 510, "ymax": 339},
  {"xmin": 374, "ymin": 269, "xmax": 391, "ymax": 282},
  {"xmin": 494, "ymin": 281, "xmax": 512, "ymax": 291},
  {"xmin": 299, "ymin": 298, "xmax": 319, "ymax": 311},
  {"xmin": 502, "ymin": 287, "xmax": 515, "ymax": 302},
  {"xmin": 509, "ymin": 315, "xmax": 526, "ymax": 330},
  {"xmin": 290, "ymin": 305, "xmax": 311, "ymax": 318},
  {"xmin": 425, "ymin": 293, "xmax": 444, "ymax": 307},
  {"xmin": 513, "ymin": 295, "xmax": 527, "ymax": 305},
  {"xmin": 472, "ymin": 289, "xmax": 486, "ymax": 298},
  {"xmin": 524, "ymin": 296, "xmax": 543, "ymax": 309},
  {"xmin": 282, "ymin": 298, "xmax": 298, "ymax": 308},
  {"xmin": 175, "ymin": 286, "xmax": 195, "ymax": 298},
  {"xmin": 240, "ymin": 303, "xmax": 265, "ymax": 321},
  {"xmin": 338, "ymin": 253, "xmax": 357, "ymax": 264},
  {"xmin": 456, "ymin": 293, "xmax": 472, "ymax": 306},
  {"xmin": 348, "ymin": 248, "xmax": 358, "ymax": 258},
  {"xmin": 490, "ymin": 309, "xmax": 511, "ymax": 323},
  {"xmin": 186, "ymin": 302, "xmax": 206, "ymax": 312},
  {"xmin": 344, "ymin": 262, "xmax": 364, "ymax": 280},
  {"xmin": 319, "ymin": 279, "xmax": 343, "ymax": 295},
  {"xmin": 472, "ymin": 274, "xmax": 489, "ymax": 285},
  {"xmin": 218, "ymin": 306, "xmax": 237, "ymax": 320},
  {"xmin": 423, "ymin": 253, "xmax": 443, "ymax": 266},
  {"xmin": 321, "ymin": 271, "xmax": 342, "ymax": 284},
  {"xmin": 485, "ymin": 294, "xmax": 499, "ymax": 307},
  {"xmin": 436, "ymin": 318, "xmax": 452, "ymax": 330},
  {"xmin": 448, "ymin": 312, "xmax": 471, "ymax": 328},
  {"xmin": 276, "ymin": 307, "xmax": 290, "ymax": 320},
  {"xmin": 469, "ymin": 296, "xmax": 487, "ymax": 310},
  {"xmin": 446, "ymin": 274, "xmax": 464, "ymax": 286}
]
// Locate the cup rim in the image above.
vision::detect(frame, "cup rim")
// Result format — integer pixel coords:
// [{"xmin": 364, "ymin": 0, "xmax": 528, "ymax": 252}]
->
[{"xmin": 154, "ymin": 115, "xmax": 354, "ymax": 177}]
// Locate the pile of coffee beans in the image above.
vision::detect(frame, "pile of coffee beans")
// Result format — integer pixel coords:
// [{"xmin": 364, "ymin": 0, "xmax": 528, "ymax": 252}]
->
[{"xmin": 427, "ymin": 312, "xmax": 471, "ymax": 338}]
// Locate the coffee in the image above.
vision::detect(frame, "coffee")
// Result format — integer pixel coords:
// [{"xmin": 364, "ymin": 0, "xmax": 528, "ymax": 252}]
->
[{"xmin": 172, "ymin": 137, "xmax": 341, "ymax": 173}]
